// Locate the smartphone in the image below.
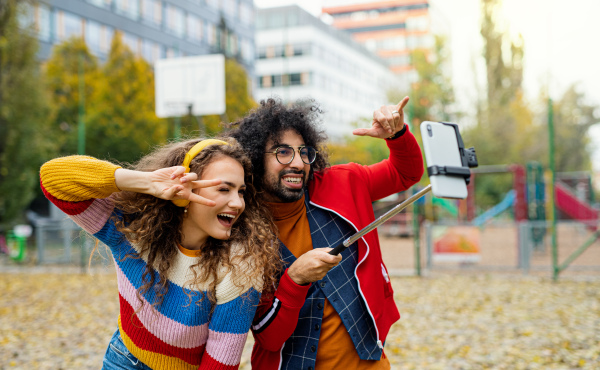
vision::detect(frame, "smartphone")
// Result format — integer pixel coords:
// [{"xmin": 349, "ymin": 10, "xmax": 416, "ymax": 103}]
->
[{"xmin": 420, "ymin": 121, "xmax": 469, "ymax": 199}]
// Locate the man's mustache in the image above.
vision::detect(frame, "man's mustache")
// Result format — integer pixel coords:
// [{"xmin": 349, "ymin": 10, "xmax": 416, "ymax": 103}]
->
[{"xmin": 280, "ymin": 170, "xmax": 304, "ymax": 177}]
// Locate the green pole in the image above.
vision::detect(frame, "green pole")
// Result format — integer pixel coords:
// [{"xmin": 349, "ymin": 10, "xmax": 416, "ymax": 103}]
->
[
  {"xmin": 78, "ymin": 53, "xmax": 85, "ymax": 155},
  {"xmin": 174, "ymin": 116, "xmax": 181, "ymax": 140},
  {"xmin": 548, "ymin": 98, "xmax": 558, "ymax": 281},
  {"xmin": 407, "ymin": 101, "xmax": 421, "ymax": 276},
  {"xmin": 413, "ymin": 188, "xmax": 421, "ymax": 277}
]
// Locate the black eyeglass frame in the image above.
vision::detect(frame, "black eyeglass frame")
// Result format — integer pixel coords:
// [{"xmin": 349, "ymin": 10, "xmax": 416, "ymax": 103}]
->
[{"xmin": 265, "ymin": 145, "xmax": 318, "ymax": 165}]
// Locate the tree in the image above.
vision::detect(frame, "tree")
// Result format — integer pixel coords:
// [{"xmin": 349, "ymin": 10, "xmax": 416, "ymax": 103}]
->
[
  {"xmin": 44, "ymin": 37, "xmax": 100, "ymax": 155},
  {"xmin": 327, "ymin": 118, "xmax": 390, "ymax": 166},
  {"xmin": 464, "ymin": 0, "xmax": 527, "ymax": 166},
  {"xmin": 551, "ymin": 85, "xmax": 599, "ymax": 172},
  {"xmin": 85, "ymin": 32, "xmax": 167, "ymax": 162},
  {"xmin": 400, "ymin": 35, "xmax": 455, "ymax": 126},
  {"xmin": 0, "ymin": 0, "xmax": 56, "ymax": 225},
  {"xmin": 387, "ymin": 35, "xmax": 455, "ymax": 185}
]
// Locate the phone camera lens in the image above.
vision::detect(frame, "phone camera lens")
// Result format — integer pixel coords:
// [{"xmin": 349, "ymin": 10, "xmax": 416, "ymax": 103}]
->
[{"xmin": 427, "ymin": 124, "xmax": 433, "ymax": 137}]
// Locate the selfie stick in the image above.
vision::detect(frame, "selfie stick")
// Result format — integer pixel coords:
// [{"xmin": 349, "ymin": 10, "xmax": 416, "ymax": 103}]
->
[{"xmin": 328, "ymin": 185, "xmax": 432, "ymax": 255}]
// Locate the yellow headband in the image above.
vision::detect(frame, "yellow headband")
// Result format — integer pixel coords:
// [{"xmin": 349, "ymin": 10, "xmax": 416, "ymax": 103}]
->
[{"xmin": 172, "ymin": 139, "xmax": 230, "ymax": 207}]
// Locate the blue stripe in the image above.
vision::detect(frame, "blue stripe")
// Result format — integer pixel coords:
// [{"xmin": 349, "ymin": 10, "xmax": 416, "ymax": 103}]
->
[
  {"xmin": 209, "ymin": 289, "xmax": 261, "ymax": 334},
  {"xmin": 94, "ymin": 213, "xmax": 213, "ymax": 325}
]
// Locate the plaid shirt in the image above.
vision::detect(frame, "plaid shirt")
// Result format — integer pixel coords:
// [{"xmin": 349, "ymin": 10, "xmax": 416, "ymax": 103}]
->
[{"xmin": 276, "ymin": 193, "xmax": 383, "ymax": 369}]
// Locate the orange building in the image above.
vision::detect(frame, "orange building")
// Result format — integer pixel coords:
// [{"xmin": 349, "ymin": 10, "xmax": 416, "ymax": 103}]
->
[{"xmin": 323, "ymin": 0, "xmax": 431, "ymax": 78}]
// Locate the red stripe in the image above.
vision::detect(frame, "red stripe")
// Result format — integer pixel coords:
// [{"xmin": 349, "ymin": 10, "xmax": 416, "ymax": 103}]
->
[
  {"xmin": 198, "ymin": 352, "xmax": 239, "ymax": 370},
  {"xmin": 40, "ymin": 179, "xmax": 94, "ymax": 215},
  {"xmin": 119, "ymin": 294, "xmax": 205, "ymax": 365}
]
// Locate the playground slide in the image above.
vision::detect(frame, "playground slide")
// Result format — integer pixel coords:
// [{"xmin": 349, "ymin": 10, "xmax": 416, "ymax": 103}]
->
[
  {"xmin": 472, "ymin": 190, "xmax": 516, "ymax": 226},
  {"xmin": 555, "ymin": 182, "xmax": 598, "ymax": 228},
  {"xmin": 432, "ymin": 197, "xmax": 458, "ymax": 216}
]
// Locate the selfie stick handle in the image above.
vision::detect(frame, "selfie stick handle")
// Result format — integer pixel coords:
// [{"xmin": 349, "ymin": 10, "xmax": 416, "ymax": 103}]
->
[{"xmin": 329, "ymin": 185, "xmax": 432, "ymax": 255}]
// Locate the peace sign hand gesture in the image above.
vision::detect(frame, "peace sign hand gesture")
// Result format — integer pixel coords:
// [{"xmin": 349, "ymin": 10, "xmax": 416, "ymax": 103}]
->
[{"xmin": 115, "ymin": 166, "xmax": 222, "ymax": 207}]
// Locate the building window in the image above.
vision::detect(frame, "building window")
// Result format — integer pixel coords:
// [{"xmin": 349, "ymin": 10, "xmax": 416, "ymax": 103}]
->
[
  {"xmin": 259, "ymin": 73, "xmax": 308, "ymax": 88},
  {"xmin": 100, "ymin": 25, "xmax": 114, "ymax": 53},
  {"xmin": 166, "ymin": 4, "xmax": 185, "ymax": 37},
  {"xmin": 85, "ymin": 19, "xmax": 102, "ymax": 53},
  {"xmin": 56, "ymin": 11, "xmax": 83, "ymax": 41},
  {"xmin": 239, "ymin": 2, "xmax": 253, "ymax": 25},
  {"xmin": 206, "ymin": 0, "xmax": 218, "ymax": 9},
  {"xmin": 142, "ymin": 39, "xmax": 160, "ymax": 63},
  {"xmin": 86, "ymin": 0, "xmax": 112, "ymax": 9},
  {"xmin": 226, "ymin": 33, "xmax": 238, "ymax": 55},
  {"xmin": 187, "ymin": 14, "xmax": 202, "ymax": 42},
  {"xmin": 406, "ymin": 16, "xmax": 429, "ymax": 31},
  {"xmin": 240, "ymin": 38, "xmax": 254, "ymax": 62},
  {"xmin": 166, "ymin": 47, "xmax": 182, "ymax": 58},
  {"xmin": 115, "ymin": 0, "xmax": 139, "ymax": 20},
  {"xmin": 141, "ymin": 0, "xmax": 162, "ymax": 27},
  {"xmin": 223, "ymin": 0, "xmax": 237, "ymax": 19},
  {"xmin": 123, "ymin": 32, "xmax": 140, "ymax": 55},
  {"xmin": 35, "ymin": 3, "xmax": 51, "ymax": 41},
  {"xmin": 207, "ymin": 23, "xmax": 217, "ymax": 46}
]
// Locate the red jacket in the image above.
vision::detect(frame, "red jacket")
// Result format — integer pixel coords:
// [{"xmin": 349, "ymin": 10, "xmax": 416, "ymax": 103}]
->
[{"xmin": 251, "ymin": 128, "xmax": 424, "ymax": 368}]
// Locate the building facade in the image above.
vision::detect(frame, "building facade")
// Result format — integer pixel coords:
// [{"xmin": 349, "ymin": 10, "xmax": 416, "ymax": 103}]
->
[
  {"xmin": 28, "ymin": 0, "xmax": 255, "ymax": 74},
  {"xmin": 322, "ymin": 0, "xmax": 432, "ymax": 84},
  {"xmin": 255, "ymin": 5, "xmax": 399, "ymax": 139}
]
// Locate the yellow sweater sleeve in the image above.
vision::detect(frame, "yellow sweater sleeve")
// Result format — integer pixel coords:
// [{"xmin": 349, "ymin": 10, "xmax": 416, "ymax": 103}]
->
[{"xmin": 40, "ymin": 155, "xmax": 122, "ymax": 202}]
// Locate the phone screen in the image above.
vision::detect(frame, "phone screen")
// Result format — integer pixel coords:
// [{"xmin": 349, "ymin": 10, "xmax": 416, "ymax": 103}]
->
[{"xmin": 420, "ymin": 121, "xmax": 468, "ymax": 199}]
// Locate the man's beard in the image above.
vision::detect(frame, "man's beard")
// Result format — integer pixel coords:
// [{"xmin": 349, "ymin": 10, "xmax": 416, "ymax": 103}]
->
[{"xmin": 263, "ymin": 170, "xmax": 306, "ymax": 202}]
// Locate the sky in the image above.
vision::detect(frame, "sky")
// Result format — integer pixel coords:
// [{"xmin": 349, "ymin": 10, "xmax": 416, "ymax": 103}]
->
[{"xmin": 253, "ymin": 0, "xmax": 600, "ymax": 169}]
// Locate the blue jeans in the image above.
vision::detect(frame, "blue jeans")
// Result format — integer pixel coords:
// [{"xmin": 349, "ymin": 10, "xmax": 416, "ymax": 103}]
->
[{"xmin": 102, "ymin": 329, "xmax": 152, "ymax": 370}]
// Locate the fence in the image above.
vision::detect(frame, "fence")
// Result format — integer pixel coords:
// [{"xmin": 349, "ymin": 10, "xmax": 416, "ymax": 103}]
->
[
  {"xmin": 33, "ymin": 218, "xmax": 112, "ymax": 268},
  {"xmin": 420, "ymin": 220, "xmax": 600, "ymax": 275},
  {"xmin": 27, "ymin": 217, "xmax": 600, "ymax": 277}
]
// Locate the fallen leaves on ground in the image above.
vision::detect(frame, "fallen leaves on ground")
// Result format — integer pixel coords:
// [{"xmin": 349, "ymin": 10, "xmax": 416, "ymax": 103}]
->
[{"xmin": 1, "ymin": 270, "xmax": 598, "ymax": 369}]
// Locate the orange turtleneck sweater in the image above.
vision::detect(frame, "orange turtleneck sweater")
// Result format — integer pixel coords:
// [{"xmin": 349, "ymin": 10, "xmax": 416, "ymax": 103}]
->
[{"xmin": 267, "ymin": 197, "xmax": 389, "ymax": 370}]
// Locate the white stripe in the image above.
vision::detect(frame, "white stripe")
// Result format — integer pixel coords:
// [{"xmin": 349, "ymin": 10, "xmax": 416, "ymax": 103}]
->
[{"xmin": 251, "ymin": 298, "xmax": 280, "ymax": 331}]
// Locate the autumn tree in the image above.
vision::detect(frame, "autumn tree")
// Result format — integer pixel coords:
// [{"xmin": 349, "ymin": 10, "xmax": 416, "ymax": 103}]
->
[
  {"xmin": 44, "ymin": 37, "xmax": 100, "ymax": 155},
  {"xmin": 0, "ymin": 0, "xmax": 56, "ymax": 225},
  {"xmin": 85, "ymin": 32, "xmax": 167, "ymax": 162},
  {"xmin": 327, "ymin": 117, "xmax": 390, "ymax": 165},
  {"xmin": 551, "ymin": 86, "xmax": 599, "ymax": 172},
  {"xmin": 388, "ymin": 35, "xmax": 455, "ymax": 128}
]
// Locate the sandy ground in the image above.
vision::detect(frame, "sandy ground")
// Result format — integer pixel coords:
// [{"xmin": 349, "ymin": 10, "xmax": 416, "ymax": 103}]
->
[
  {"xmin": 2, "ymin": 224, "xmax": 599, "ymax": 369},
  {"xmin": 1, "ymin": 267, "xmax": 599, "ymax": 370}
]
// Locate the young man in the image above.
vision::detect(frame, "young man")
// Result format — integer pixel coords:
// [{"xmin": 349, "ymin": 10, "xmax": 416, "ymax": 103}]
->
[{"xmin": 227, "ymin": 97, "xmax": 423, "ymax": 369}]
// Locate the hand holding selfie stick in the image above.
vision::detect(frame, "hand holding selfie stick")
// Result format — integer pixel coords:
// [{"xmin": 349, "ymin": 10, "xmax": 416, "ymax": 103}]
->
[{"xmin": 329, "ymin": 122, "xmax": 478, "ymax": 256}]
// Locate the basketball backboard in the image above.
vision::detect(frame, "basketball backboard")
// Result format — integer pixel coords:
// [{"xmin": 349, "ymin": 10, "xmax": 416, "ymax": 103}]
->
[{"xmin": 155, "ymin": 54, "xmax": 225, "ymax": 118}]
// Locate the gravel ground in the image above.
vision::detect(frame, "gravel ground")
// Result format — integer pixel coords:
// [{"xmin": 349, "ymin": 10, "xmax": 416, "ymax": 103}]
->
[{"xmin": 1, "ymin": 269, "xmax": 598, "ymax": 369}]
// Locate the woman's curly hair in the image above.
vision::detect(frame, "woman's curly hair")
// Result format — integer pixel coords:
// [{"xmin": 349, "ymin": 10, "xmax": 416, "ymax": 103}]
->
[
  {"xmin": 111, "ymin": 137, "xmax": 281, "ymax": 310},
  {"xmin": 226, "ymin": 98, "xmax": 331, "ymax": 191}
]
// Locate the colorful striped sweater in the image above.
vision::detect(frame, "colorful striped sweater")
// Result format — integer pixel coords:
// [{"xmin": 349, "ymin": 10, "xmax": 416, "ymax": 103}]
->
[{"xmin": 40, "ymin": 156, "xmax": 261, "ymax": 370}]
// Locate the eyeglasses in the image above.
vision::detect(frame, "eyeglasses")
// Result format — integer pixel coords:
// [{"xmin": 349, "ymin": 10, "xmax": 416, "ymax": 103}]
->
[{"xmin": 266, "ymin": 145, "xmax": 318, "ymax": 165}]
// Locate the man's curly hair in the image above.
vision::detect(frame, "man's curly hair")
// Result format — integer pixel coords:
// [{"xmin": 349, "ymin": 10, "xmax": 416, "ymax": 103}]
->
[{"xmin": 226, "ymin": 98, "xmax": 330, "ymax": 191}]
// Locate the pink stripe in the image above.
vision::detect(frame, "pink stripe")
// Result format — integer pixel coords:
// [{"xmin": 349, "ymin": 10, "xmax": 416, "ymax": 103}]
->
[
  {"xmin": 205, "ymin": 330, "xmax": 247, "ymax": 366},
  {"xmin": 71, "ymin": 198, "xmax": 115, "ymax": 235},
  {"xmin": 115, "ymin": 264, "xmax": 209, "ymax": 349}
]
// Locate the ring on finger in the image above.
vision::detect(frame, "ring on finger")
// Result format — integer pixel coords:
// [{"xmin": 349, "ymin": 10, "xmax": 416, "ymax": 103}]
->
[{"xmin": 391, "ymin": 110, "xmax": 400, "ymax": 116}]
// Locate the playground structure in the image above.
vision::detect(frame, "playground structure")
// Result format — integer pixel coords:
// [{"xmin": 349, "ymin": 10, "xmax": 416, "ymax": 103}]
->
[{"xmin": 414, "ymin": 161, "xmax": 600, "ymax": 278}]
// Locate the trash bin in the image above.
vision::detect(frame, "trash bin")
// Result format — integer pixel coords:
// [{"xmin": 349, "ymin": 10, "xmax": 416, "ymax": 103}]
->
[{"xmin": 7, "ymin": 225, "xmax": 32, "ymax": 262}]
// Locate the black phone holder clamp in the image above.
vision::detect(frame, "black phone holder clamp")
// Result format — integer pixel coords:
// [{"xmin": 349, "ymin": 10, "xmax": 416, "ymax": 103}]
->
[
  {"xmin": 426, "ymin": 122, "xmax": 478, "ymax": 185},
  {"xmin": 329, "ymin": 121, "xmax": 478, "ymax": 256}
]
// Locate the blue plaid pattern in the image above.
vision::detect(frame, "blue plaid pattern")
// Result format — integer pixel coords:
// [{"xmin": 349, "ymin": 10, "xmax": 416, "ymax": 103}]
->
[{"xmin": 277, "ymin": 194, "xmax": 382, "ymax": 369}]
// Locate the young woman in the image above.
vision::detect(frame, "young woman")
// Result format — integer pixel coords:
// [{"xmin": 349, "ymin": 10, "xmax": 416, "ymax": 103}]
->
[{"xmin": 40, "ymin": 138, "xmax": 280, "ymax": 370}]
